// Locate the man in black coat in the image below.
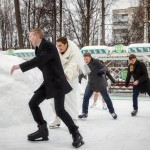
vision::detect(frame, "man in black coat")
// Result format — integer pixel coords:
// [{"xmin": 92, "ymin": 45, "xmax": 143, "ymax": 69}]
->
[
  {"xmin": 78, "ymin": 52, "xmax": 117, "ymax": 119},
  {"xmin": 11, "ymin": 28, "xmax": 84, "ymax": 148},
  {"xmin": 125, "ymin": 54, "xmax": 150, "ymax": 116}
]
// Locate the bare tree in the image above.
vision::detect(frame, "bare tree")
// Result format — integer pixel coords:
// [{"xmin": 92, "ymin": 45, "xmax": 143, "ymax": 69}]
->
[
  {"xmin": 14, "ymin": 0, "xmax": 24, "ymax": 48},
  {"xmin": 0, "ymin": 0, "xmax": 120, "ymax": 50},
  {"xmin": 0, "ymin": 0, "xmax": 16, "ymax": 50},
  {"xmin": 126, "ymin": 5, "xmax": 144, "ymax": 44},
  {"xmin": 52, "ymin": 0, "xmax": 57, "ymax": 43},
  {"xmin": 63, "ymin": 0, "xmax": 117, "ymax": 47},
  {"xmin": 59, "ymin": 0, "xmax": 63, "ymax": 36}
]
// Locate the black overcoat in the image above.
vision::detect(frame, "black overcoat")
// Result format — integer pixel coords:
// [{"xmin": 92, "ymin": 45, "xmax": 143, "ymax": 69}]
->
[
  {"xmin": 20, "ymin": 38, "xmax": 72, "ymax": 99},
  {"xmin": 88, "ymin": 58, "xmax": 108, "ymax": 91},
  {"xmin": 125, "ymin": 60, "xmax": 150, "ymax": 93}
]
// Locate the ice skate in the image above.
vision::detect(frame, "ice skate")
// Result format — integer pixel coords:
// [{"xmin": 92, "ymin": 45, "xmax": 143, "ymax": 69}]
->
[
  {"xmin": 102, "ymin": 104, "xmax": 107, "ymax": 110},
  {"xmin": 72, "ymin": 130, "xmax": 85, "ymax": 148},
  {"xmin": 111, "ymin": 112, "xmax": 117, "ymax": 119},
  {"xmin": 90, "ymin": 102, "xmax": 97, "ymax": 108},
  {"xmin": 131, "ymin": 110, "xmax": 138, "ymax": 116},
  {"xmin": 49, "ymin": 117, "xmax": 61, "ymax": 129},
  {"xmin": 28, "ymin": 123, "xmax": 49, "ymax": 141},
  {"xmin": 78, "ymin": 113, "xmax": 88, "ymax": 119}
]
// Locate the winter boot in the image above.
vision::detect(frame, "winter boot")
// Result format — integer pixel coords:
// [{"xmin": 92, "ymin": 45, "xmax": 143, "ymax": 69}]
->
[
  {"xmin": 111, "ymin": 112, "xmax": 117, "ymax": 119},
  {"xmin": 78, "ymin": 113, "xmax": 88, "ymax": 119},
  {"xmin": 72, "ymin": 130, "xmax": 85, "ymax": 148},
  {"xmin": 131, "ymin": 110, "xmax": 138, "ymax": 116},
  {"xmin": 49, "ymin": 116, "xmax": 61, "ymax": 129},
  {"xmin": 28, "ymin": 123, "xmax": 49, "ymax": 141}
]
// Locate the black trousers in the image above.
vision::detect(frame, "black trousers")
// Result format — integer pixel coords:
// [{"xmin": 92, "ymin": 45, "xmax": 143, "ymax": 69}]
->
[
  {"xmin": 133, "ymin": 87, "xmax": 150, "ymax": 110},
  {"xmin": 29, "ymin": 88, "xmax": 78, "ymax": 134}
]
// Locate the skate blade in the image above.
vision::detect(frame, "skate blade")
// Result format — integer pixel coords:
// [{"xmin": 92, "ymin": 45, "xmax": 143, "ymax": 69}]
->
[
  {"xmin": 79, "ymin": 118, "xmax": 87, "ymax": 120},
  {"xmin": 49, "ymin": 125, "xmax": 60, "ymax": 129},
  {"xmin": 131, "ymin": 114, "xmax": 137, "ymax": 117},
  {"xmin": 73, "ymin": 140, "xmax": 85, "ymax": 148},
  {"xmin": 28, "ymin": 137, "xmax": 49, "ymax": 142},
  {"xmin": 113, "ymin": 116, "xmax": 117, "ymax": 119}
]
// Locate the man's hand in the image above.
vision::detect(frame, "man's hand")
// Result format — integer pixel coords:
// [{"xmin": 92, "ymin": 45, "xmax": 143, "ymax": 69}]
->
[
  {"xmin": 11, "ymin": 65, "xmax": 20, "ymax": 75},
  {"xmin": 133, "ymin": 80, "xmax": 139, "ymax": 85}
]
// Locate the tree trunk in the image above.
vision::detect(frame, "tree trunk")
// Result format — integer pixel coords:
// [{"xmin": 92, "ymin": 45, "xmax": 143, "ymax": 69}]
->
[
  {"xmin": 101, "ymin": 0, "xmax": 105, "ymax": 45},
  {"xmin": 60, "ymin": 0, "xmax": 63, "ymax": 36},
  {"xmin": 144, "ymin": 0, "xmax": 149, "ymax": 42},
  {"xmin": 27, "ymin": 0, "xmax": 31, "ymax": 48},
  {"xmin": 86, "ymin": 0, "xmax": 91, "ymax": 45},
  {"xmin": 33, "ymin": 0, "xmax": 36, "ymax": 28},
  {"xmin": 14, "ymin": 0, "xmax": 24, "ymax": 48},
  {"xmin": 52, "ymin": 0, "xmax": 57, "ymax": 43}
]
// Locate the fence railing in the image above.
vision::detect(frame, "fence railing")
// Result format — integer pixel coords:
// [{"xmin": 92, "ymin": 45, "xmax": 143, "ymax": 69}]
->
[{"xmin": 107, "ymin": 67, "xmax": 150, "ymax": 93}]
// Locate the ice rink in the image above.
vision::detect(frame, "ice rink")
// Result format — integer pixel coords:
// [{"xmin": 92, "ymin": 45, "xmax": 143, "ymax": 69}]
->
[
  {"xmin": 0, "ymin": 96, "xmax": 150, "ymax": 150},
  {"xmin": 0, "ymin": 54, "xmax": 150, "ymax": 150}
]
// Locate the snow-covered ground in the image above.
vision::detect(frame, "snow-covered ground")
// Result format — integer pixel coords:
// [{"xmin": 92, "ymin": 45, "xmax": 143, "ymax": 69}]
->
[
  {"xmin": 0, "ymin": 54, "xmax": 150, "ymax": 150},
  {"xmin": 0, "ymin": 98, "xmax": 150, "ymax": 150}
]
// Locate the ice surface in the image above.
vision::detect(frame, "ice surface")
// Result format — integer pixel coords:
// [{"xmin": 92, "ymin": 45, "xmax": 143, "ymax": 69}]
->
[{"xmin": 0, "ymin": 54, "xmax": 150, "ymax": 150}]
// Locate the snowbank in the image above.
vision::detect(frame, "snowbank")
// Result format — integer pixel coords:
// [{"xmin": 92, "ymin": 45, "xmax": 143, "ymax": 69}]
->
[{"xmin": 0, "ymin": 54, "xmax": 44, "ymax": 127}]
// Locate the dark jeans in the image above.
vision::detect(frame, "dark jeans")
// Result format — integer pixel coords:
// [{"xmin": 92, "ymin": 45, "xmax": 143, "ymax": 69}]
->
[
  {"xmin": 29, "ymin": 88, "xmax": 77, "ymax": 134},
  {"xmin": 133, "ymin": 87, "xmax": 150, "ymax": 110},
  {"xmin": 82, "ymin": 84, "xmax": 115, "ymax": 114}
]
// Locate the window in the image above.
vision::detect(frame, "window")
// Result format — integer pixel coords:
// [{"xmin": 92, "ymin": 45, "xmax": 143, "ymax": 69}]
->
[
  {"xmin": 143, "ymin": 47, "xmax": 150, "ymax": 52},
  {"xmin": 95, "ymin": 49, "xmax": 101, "ymax": 54},
  {"xmin": 89, "ymin": 50, "xmax": 95, "ymax": 54},
  {"xmin": 137, "ymin": 48, "xmax": 143, "ymax": 52},
  {"xmin": 81, "ymin": 50, "xmax": 84, "ymax": 54},
  {"xmin": 100, "ymin": 49, "xmax": 106, "ymax": 53},
  {"xmin": 129, "ymin": 48, "xmax": 136, "ymax": 53}
]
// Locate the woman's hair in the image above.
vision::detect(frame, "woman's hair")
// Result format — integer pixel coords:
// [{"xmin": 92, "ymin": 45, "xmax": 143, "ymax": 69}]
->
[
  {"xmin": 83, "ymin": 52, "xmax": 91, "ymax": 57},
  {"xmin": 30, "ymin": 28, "xmax": 44, "ymax": 39},
  {"xmin": 129, "ymin": 54, "xmax": 136, "ymax": 60},
  {"xmin": 56, "ymin": 37, "xmax": 68, "ymax": 45}
]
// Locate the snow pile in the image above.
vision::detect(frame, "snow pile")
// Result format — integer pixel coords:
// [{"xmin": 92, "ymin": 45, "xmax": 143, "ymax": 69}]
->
[{"xmin": 0, "ymin": 54, "xmax": 44, "ymax": 127}]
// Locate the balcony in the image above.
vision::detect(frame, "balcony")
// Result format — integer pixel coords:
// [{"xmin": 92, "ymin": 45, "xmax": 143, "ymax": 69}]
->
[{"xmin": 113, "ymin": 26, "xmax": 128, "ymax": 30}]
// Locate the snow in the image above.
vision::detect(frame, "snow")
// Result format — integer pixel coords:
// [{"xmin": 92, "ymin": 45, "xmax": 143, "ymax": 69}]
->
[
  {"xmin": 0, "ymin": 54, "xmax": 43, "ymax": 127},
  {"xmin": 0, "ymin": 54, "xmax": 150, "ymax": 150}
]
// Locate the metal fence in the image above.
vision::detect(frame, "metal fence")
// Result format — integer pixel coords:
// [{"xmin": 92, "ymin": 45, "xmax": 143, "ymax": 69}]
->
[{"xmin": 107, "ymin": 67, "xmax": 150, "ymax": 93}]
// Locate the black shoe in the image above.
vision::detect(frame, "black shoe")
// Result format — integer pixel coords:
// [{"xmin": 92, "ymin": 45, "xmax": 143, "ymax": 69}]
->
[
  {"xmin": 28, "ymin": 123, "xmax": 49, "ymax": 141},
  {"xmin": 131, "ymin": 110, "xmax": 138, "ymax": 116},
  {"xmin": 72, "ymin": 130, "xmax": 85, "ymax": 148},
  {"xmin": 78, "ymin": 113, "xmax": 88, "ymax": 119},
  {"xmin": 111, "ymin": 113, "xmax": 117, "ymax": 119}
]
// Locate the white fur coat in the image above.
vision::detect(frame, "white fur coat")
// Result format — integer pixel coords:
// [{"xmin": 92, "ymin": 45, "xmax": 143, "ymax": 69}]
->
[{"xmin": 58, "ymin": 40, "xmax": 80, "ymax": 81}]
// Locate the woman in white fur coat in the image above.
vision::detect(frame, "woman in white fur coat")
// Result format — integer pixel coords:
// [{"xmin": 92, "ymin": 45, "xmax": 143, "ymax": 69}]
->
[{"xmin": 49, "ymin": 37, "xmax": 82, "ymax": 128}]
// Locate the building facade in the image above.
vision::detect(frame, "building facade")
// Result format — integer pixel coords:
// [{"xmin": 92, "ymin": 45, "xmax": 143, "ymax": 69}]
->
[{"xmin": 112, "ymin": 7, "xmax": 137, "ymax": 45}]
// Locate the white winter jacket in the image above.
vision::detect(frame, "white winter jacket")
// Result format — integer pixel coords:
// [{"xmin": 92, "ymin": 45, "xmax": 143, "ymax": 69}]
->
[{"xmin": 58, "ymin": 40, "xmax": 80, "ymax": 81}]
